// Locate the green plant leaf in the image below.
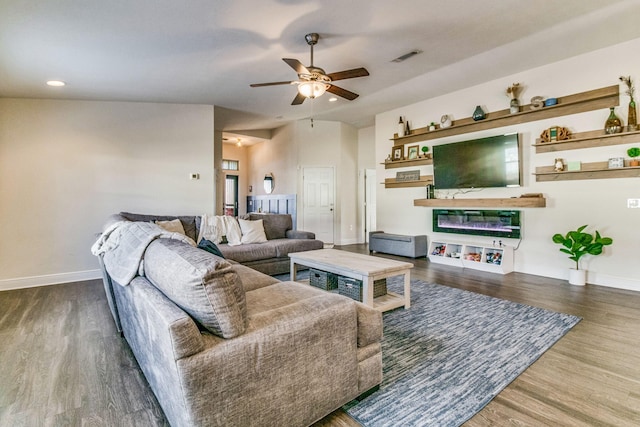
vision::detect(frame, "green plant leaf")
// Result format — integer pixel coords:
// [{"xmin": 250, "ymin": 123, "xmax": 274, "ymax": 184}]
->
[
  {"xmin": 552, "ymin": 225, "xmax": 613, "ymax": 269},
  {"xmin": 627, "ymin": 147, "xmax": 640, "ymax": 158}
]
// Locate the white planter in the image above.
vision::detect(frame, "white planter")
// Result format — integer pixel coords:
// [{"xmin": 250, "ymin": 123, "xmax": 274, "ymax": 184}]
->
[{"xmin": 568, "ymin": 268, "xmax": 586, "ymax": 286}]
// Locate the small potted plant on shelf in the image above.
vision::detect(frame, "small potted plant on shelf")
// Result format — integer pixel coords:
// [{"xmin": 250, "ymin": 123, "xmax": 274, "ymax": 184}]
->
[
  {"xmin": 627, "ymin": 147, "xmax": 640, "ymax": 167},
  {"xmin": 421, "ymin": 146, "xmax": 430, "ymax": 158},
  {"xmin": 552, "ymin": 225, "xmax": 613, "ymax": 286}
]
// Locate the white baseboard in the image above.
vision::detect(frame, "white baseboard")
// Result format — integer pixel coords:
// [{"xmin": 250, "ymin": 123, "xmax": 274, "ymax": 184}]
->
[
  {"xmin": 587, "ymin": 272, "xmax": 640, "ymax": 292},
  {"xmin": 0, "ymin": 269, "xmax": 102, "ymax": 291},
  {"xmin": 337, "ymin": 237, "xmax": 361, "ymax": 245}
]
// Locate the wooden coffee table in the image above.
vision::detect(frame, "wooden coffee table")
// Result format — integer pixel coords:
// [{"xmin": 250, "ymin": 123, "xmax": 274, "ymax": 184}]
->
[{"xmin": 289, "ymin": 248, "xmax": 413, "ymax": 312}]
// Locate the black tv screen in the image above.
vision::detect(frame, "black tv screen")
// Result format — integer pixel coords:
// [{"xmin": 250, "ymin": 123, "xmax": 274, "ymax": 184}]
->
[{"xmin": 433, "ymin": 134, "xmax": 521, "ymax": 189}]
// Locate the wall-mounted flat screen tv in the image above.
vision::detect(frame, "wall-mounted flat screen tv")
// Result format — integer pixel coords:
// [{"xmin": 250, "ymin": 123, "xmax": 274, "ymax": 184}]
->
[
  {"xmin": 433, "ymin": 133, "xmax": 521, "ymax": 189},
  {"xmin": 433, "ymin": 209, "xmax": 521, "ymax": 239}
]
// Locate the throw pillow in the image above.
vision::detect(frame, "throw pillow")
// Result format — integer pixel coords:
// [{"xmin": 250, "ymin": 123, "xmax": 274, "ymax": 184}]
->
[
  {"xmin": 239, "ymin": 219, "xmax": 267, "ymax": 244},
  {"xmin": 144, "ymin": 239, "xmax": 247, "ymax": 338},
  {"xmin": 155, "ymin": 219, "xmax": 186, "ymax": 235},
  {"xmin": 224, "ymin": 216, "xmax": 243, "ymax": 246},
  {"xmin": 198, "ymin": 238, "xmax": 225, "ymax": 258}
]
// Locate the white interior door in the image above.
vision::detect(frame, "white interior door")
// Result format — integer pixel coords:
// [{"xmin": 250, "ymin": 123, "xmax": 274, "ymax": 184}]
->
[
  {"xmin": 302, "ymin": 166, "xmax": 335, "ymax": 244},
  {"xmin": 364, "ymin": 168, "xmax": 376, "ymax": 242}
]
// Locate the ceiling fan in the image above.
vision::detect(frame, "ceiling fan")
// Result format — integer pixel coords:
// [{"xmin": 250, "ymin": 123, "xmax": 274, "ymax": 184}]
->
[{"xmin": 250, "ymin": 33, "xmax": 369, "ymax": 105}]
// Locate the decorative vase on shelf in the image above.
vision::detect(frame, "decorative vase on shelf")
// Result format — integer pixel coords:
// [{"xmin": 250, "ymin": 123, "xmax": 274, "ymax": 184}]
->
[
  {"xmin": 472, "ymin": 105, "xmax": 485, "ymax": 121},
  {"xmin": 628, "ymin": 99, "xmax": 637, "ymax": 131},
  {"xmin": 510, "ymin": 98, "xmax": 520, "ymax": 114},
  {"xmin": 604, "ymin": 107, "xmax": 622, "ymax": 134},
  {"xmin": 397, "ymin": 116, "xmax": 405, "ymax": 137}
]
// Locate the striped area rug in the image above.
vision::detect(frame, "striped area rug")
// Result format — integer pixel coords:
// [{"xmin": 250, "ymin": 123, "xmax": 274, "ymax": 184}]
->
[{"xmin": 345, "ymin": 277, "xmax": 581, "ymax": 427}]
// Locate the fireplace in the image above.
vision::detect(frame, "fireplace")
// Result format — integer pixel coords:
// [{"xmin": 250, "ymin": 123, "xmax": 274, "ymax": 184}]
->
[{"xmin": 432, "ymin": 209, "xmax": 521, "ymax": 239}]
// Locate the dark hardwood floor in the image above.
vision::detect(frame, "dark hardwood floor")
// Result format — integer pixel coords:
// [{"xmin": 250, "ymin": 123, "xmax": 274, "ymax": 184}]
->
[{"xmin": 1, "ymin": 244, "xmax": 639, "ymax": 426}]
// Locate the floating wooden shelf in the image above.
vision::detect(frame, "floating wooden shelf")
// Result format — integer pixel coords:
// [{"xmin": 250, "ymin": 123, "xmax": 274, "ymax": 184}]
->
[
  {"xmin": 533, "ymin": 129, "xmax": 640, "ymax": 153},
  {"xmin": 382, "ymin": 157, "xmax": 433, "ymax": 169},
  {"xmin": 391, "ymin": 85, "xmax": 619, "ymax": 145},
  {"xmin": 413, "ymin": 197, "xmax": 546, "ymax": 208},
  {"xmin": 384, "ymin": 175, "xmax": 433, "ymax": 189},
  {"xmin": 534, "ymin": 161, "xmax": 640, "ymax": 181}
]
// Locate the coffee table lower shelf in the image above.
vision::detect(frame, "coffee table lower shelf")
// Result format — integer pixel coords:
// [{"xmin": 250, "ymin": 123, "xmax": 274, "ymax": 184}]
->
[{"xmin": 288, "ymin": 249, "xmax": 413, "ymax": 312}]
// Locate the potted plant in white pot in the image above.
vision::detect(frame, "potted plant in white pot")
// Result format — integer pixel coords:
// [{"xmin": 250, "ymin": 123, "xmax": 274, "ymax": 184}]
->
[{"xmin": 552, "ymin": 225, "xmax": 613, "ymax": 286}]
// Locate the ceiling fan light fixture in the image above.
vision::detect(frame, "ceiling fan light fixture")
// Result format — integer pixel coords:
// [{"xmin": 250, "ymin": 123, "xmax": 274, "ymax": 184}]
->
[{"xmin": 298, "ymin": 81, "xmax": 328, "ymax": 98}]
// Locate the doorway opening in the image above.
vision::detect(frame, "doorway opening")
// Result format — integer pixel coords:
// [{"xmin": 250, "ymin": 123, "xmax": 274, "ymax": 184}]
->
[{"xmin": 225, "ymin": 175, "xmax": 239, "ymax": 216}]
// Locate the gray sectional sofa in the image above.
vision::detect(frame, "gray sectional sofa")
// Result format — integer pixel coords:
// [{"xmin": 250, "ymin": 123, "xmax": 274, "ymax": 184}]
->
[{"xmin": 96, "ymin": 213, "xmax": 383, "ymax": 427}]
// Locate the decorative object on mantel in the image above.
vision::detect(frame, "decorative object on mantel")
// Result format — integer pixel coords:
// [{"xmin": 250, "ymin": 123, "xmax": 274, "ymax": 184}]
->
[
  {"xmin": 628, "ymin": 147, "xmax": 640, "ymax": 167},
  {"xmin": 619, "ymin": 75, "xmax": 637, "ymax": 131},
  {"xmin": 567, "ymin": 161, "xmax": 581, "ymax": 171},
  {"xmin": 554, "ymin": 158, "xmax": 565, "ymax": 172},
  {"xmin": 425, "ymin": 184, "xmax": 435, "ymax": 199},
  {"xmin": 397, "ymin": 116, "xmax": 405, "ymax": 137},
  {"xmin": 440, "ymin": 114, "xmax": 452, "ymax": 128},
  {"xmin": 544, "ymin": 97, "xmax": 558, "ymax": 106},
  {"xmin": 392, "ymin": 145, "xmax": 404, "ymax": 161},
  {"xmin": 405, "ymin": 119, "xmax": 411, "ymax": 135},
  {"xmin": 540, "ymin": 126, "xmax": 571, "ymax": 142},
  {"xmin": 429, "ymin": 122, "xmax": 436, "ymax": 131},
  {"xmin": 608, "ymin": 157, "xmax": 625, "ymax": 169},
  {"xmin": 407, "ymin": 144, "xmax": 419, "ymax": 160},
  {"xmin": 385, "ymin": 154, "xmax": 392, "ymax": 162},
  {"xmin": 530, "ymin": 96, "xmax": 544, "ymax": 110},
  {"xmin": 506, "ymin": 83, "xmax": 521, "ymax": 114},
  {"xmin": 519, "ymin": 193, "xmax": 544, "ymax": 198},
  {"xmin": 552, "ymin": 225, "xmax": 613, "ymax": 286},
  {"xmin": 472, "ymin": 105, "xmax": 486, "ymax": 121},
  {"xmin": 604, "ymin": 107, "xmax": 623, "ymax": 134},
  {"xmin": 396, "ymin": 170, "xmax": 421, "ymax": 182},
  {"xmin": 421, "ymin": 146, "xmax": 430, "ymax": 158}
]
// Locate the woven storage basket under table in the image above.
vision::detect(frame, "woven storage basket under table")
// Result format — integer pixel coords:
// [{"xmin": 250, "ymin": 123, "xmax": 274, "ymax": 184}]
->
[
  {"xmin": 338, "ymin": 277, "xmax": 387, "ymax": 302},
  {"xmin": 309, "ymin": 268, "xmax": 338, "ymax": 291}
]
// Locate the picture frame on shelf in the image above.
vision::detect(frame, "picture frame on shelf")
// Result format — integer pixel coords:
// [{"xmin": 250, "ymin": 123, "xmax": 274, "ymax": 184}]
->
[
  {"xmin": 407, "ymin": 144, "xmax": 419, "ymax": 160},
  {"xmin": 392, "ymin": 145, "xmax": 404, "ymax": 161}
]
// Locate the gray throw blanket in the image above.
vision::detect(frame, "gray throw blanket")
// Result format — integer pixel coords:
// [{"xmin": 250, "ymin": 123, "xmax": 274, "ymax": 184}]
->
[{"xmin": 91, "ymin": 221, "xmax": 195, "ymax": 286}]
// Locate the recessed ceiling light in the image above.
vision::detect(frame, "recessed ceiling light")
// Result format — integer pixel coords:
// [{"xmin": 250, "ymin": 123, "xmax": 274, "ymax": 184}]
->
[
  {"xmin": 329, "ymin": 97, "xmax": 338, "ymax": 102},
  {"xmin": 46, "ymin": 80, "xmax": 66, "ymax": 87}
]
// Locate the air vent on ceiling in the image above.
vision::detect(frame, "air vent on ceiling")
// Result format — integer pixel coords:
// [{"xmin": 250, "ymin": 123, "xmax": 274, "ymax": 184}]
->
[{"xmin": 391, "ymin": 50, "xmax": 423, "ymax": 63}]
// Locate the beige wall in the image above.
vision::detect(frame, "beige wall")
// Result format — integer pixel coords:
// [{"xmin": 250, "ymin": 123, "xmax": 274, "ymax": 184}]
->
[
  {"xmin": 0, "ymin": 99, "xmax": 215, "ymax": 289},
  {"xmin": 357, "ymin": 126, "xmax": 376, "ymax": 242},
  {"xmin": 375, "ymin": 37, "xmax": 640, "ymax": 291},
  {"xmin": 247, "ymin": 124, "xmax": 297, "ymax": 196}
]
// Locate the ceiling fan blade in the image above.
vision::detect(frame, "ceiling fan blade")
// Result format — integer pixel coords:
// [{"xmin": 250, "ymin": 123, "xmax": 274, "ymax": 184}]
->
[
  {"xmin": 291, "ymin": 92, "xmax": 306, "ymax": 105},
  {"xmin": 250, "ymin": 81, "xmax": 295, "ymax": 87},
  {"xmin": 327, "ymin": 67, "xmax": 369, "ymax": 81},
  {"xmin": 283, "ymin": 58, "xmax": 310, "ymax": 76},
  {"xmin": 326, "ymin": 85, "xmax": 359, "ymax": 101}
]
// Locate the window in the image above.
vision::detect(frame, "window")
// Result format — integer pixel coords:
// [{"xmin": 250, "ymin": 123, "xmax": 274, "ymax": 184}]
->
[{"xmin": 222, "ymin": 159, "xmax": 239, "ymax": 171}]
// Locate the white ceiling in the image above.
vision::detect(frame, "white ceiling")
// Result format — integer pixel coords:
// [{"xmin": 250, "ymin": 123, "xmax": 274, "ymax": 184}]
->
[{"xmin": 2, "ymin": 0, "xmax": 640, "ymax": 140}]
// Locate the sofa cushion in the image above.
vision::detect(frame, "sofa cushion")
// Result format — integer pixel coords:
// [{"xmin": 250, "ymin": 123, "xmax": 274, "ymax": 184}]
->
[
  {"xmin": 272, "ymin": 238, "xmax": 324, "ymax": 258},
  {"xmin": 119, "ymin": 212, "xmax": 198, "ymax": 241},
  {"xmin": 233, "ymin": 264, "xmax": 280, "ymax": 292},
  {"xmin": 218, "ymin": 241, "xmax": 278, "ymax": 263},
  {"xmin": 143, "ymin": 238, "xmax": 247, "ymax": 338},
  {"xmin": 245, "ymin": 213, "xmax": 292, "ymax": 240},
  {"xmin": 239, "ymin": 218, "xmax": 267, "ymax": 244},
  {"xmin": 155, "ymin": 218, "xmax": 186, "ymax": 235},
  {"xmin": 245, "ymin": 281, "xmax": 330, "ymax": 316}
]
